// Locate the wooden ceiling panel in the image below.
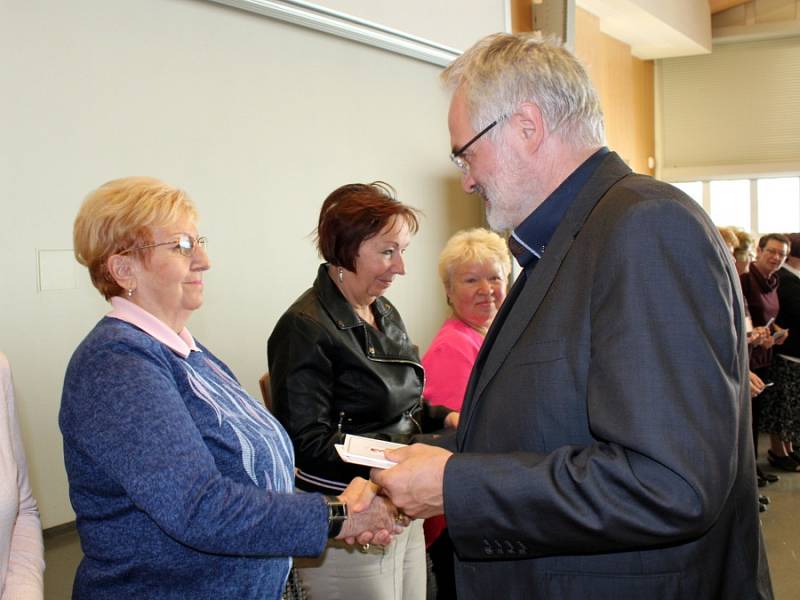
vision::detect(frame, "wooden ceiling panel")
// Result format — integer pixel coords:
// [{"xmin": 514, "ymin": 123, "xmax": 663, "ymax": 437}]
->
[{"xmin": 710, "ymin": 0, "xmax": 751, "ymax": 14}]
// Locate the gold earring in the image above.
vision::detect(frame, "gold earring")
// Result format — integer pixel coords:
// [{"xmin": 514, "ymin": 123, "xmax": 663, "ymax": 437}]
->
[{"xmin": 338, "ymin": 267, "xmax": 344, "ymax": 284}]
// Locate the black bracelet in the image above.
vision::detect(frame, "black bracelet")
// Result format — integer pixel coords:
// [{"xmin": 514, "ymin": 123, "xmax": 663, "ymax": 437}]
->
[{"xmin": 324, "ymin": 496, "xmax": 349, "ymax": 538}]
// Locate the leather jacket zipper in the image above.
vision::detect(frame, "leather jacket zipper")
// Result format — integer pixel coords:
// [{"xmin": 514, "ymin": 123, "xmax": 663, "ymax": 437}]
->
[
  {"xmin": 366, "ymin": 355, "xmax": 426, "ymax": 397},
  {"xmin": 366, "ymin": 355, "xmax": 423, "ymax": 370},
  {"xmin": 404, "ymin": 407, "xmax": 421, "ymax": 431}
]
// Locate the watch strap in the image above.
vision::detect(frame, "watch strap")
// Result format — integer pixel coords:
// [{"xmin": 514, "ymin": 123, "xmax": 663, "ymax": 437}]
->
[{"xmin": 324, "ymin": 496, "xmax": 349, "ymax": 538}]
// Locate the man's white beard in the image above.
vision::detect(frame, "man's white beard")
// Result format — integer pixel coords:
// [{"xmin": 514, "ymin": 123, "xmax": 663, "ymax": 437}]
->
[
  {"xmin": 478, "ymin": 146, "xmax": 531, "ymax": 232},
  {"xmin": 481, "ymin": 187, "xmax": 515, "ymax": 232}
]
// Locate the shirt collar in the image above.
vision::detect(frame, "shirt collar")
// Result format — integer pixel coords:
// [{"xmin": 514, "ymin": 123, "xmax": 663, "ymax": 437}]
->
[
  {"xmin": 108, "ymin": 296, "xmax": 200, "ymax": 359},
  {"xmin": 511, "ymin": 147, "xmax": 609, "ymax": 269}
]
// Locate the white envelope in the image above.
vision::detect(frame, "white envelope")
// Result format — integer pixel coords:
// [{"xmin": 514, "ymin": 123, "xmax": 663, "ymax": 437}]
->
[{"xmin": 334, "ymin": 434, "xmax": 406, "ymax": 469}]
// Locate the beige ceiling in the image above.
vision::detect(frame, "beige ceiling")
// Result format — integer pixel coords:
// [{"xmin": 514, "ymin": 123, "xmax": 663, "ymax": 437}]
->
[
  {"xmin": 577, "ymin": 0, "xmax": 798, "ymax": 57},
  {"xmin": 576, "ymin": 0, "xmax": 711, "ymax": 59}
]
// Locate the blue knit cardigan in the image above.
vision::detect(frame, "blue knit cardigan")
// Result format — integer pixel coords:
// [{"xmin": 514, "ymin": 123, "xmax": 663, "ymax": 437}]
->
[{"xmin": 60, "ymin": 317, "xmax": 328, "ymax": 599}]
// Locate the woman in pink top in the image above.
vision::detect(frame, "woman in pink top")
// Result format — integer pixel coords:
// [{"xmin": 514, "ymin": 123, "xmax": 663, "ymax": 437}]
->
[
  {"xmin": 423, "ymin": 229, "xmax": 511, "ymax": 412},
  {"xmin": 421, "ymin": 228, "xmax": 511, "ymax": 600}
]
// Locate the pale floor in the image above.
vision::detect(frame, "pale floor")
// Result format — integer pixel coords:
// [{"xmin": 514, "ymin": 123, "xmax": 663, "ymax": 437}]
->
[{"xmin": 43, "ymin": 436, "xmax": 800, "ymax": 599}]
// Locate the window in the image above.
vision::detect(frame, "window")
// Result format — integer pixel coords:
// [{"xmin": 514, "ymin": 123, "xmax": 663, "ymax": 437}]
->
[
  {"xmin": 668, "ymin": 176, "xmax": 800, "ymax": 235},
  {"xmin": 672, "ymin": 181, "xmax": 702, "ymax": 205},
  {"xmin": 709, "ymin": 180, "xmax": 750, "ymax": 231},
  {"xmin": 757, "ymin": 177, "xmax": 800, "ymax": 234}
]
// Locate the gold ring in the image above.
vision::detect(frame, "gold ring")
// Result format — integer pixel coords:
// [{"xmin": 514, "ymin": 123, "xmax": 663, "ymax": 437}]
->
[{"xmin": 359, "ymin": 543, "xmax": 370, "ymax": 553}]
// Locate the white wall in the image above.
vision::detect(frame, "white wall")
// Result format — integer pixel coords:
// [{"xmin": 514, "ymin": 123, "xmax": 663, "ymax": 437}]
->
[
  {"xmin": 310, "ymin": 0, "xmax": 508, "ymax": 51},
  {"xmin": 0, "ymin": 0, "xmax": 493, "ymax": 527}
]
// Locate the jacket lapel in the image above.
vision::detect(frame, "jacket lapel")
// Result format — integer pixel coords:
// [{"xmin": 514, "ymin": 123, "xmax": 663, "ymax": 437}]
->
[{"xmin": 457, "ymin": 153, "xmax": 633, "ymax": 446}]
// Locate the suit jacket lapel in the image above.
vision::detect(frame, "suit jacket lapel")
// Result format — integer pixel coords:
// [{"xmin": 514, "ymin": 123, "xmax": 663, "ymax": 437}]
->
[{"xmin": 457, "ymin": 152, "xmax": 633, "ymax": 447}]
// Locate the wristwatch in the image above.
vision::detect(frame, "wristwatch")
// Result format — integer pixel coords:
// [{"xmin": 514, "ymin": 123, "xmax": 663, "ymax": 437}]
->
[{"xmin": 324, "ymin": 496, "xmax": 349, "ymax": 538}]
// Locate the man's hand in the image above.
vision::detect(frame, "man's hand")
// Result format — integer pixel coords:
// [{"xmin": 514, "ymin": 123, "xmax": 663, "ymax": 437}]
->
[
  {"xmin": 370, "ymin": 444, "xmax": 453, "ymax": 519},
  {"xmin": 336, "ymin": 477, "xmax": 405, "ymax": 546}
]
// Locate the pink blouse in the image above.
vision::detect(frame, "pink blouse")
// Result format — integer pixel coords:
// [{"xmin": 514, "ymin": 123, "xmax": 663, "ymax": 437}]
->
[
  {"xmin": 421, "ymin": 318, "xmax": 484, "ymax": 411},
  {"xmin": 0, "ymin": 353, "xmax": 44, "ymax": 599}
]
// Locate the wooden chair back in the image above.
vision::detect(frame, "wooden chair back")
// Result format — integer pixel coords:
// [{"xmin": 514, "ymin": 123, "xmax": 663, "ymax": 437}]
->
[{"xmin": 258, "ymin": 372, "xmax": 272, "ymax": 412}]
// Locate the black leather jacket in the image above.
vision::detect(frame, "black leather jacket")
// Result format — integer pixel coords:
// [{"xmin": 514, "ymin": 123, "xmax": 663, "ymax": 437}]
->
[{"xmin": 268, "ymin": 264, "xmax": 450, "ymax": 494}]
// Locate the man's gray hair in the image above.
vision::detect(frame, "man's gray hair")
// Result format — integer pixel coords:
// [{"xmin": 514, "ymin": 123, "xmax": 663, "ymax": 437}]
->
[{"xmin": 442, "ymin": 33, "xmax": 605, "ymax": 148}]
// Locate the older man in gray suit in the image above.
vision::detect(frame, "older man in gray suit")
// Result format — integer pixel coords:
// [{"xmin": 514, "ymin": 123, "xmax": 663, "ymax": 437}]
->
[{"xmin": 373, "ymin": 33, "xmax": 772, "ymax": 599}]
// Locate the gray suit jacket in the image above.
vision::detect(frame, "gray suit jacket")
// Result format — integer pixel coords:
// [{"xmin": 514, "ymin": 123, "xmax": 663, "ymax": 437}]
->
[{"xmin": 443, "ymin": 153, "xmax": 772, "ymax": 599}]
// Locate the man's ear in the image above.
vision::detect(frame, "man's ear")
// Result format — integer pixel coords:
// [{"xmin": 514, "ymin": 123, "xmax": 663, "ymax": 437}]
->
[
  {"xmin": 107, "ymin": 254, "xmax": 137, "ymax": 292},
  {"xmin": 513, "ymin": 101, "xmax": 545, "ymax": 154}
]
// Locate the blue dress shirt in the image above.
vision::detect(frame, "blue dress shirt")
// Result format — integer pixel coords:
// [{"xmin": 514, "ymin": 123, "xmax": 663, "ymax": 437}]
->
[{"xmin": 509, "ymin": 147, "xmax": 609, "ymax": 271}]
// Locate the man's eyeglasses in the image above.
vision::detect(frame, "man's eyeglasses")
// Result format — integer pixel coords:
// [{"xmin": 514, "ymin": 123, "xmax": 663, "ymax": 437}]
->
[
  {"xmin": 450, "ymin": 119, "xmax": 500, "ymax": 174},
  {"xmin": 121, "ymin": 233, "xmax": 208, "ymax": 258},
  {"xmin": 763, "ymin": 247, "xmax": 788, "ymax": 259}
]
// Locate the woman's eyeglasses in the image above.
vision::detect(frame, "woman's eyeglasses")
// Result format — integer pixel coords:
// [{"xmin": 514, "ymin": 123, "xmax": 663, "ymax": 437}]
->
[{"xmin": 121, "ymin": 233, "xmax": 208, "ymax": 257}]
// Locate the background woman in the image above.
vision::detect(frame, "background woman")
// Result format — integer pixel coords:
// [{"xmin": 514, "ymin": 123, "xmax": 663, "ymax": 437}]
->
[
  {"xmin": 719, "ymin": 226, "xmax": 772, "ymax": 383},
  {"xmin": 1, "ymin": 353, "xmax": 44, "ymax": 599},
  {"xmin": 62, "ymin": 177, "xmax": 398, "ymax": 600},
  {"xmin": 719, "ymin": 226, "xmax": 775, "ymax": 505},
  {"xmin": 733, "ymin": 227, "xmax": 757, "ymax": 275},
  {"xmin": 762, "ymin": 233, "xmax": 800, "ymax": 470},
  {"xmin": 420, "ymin": 228, "xmax": 510, "ymax": 599},
  {"xmin": 422, "ymin": 228, "xmax": 511, "ymax": 410},
  {"xmin": 740, "ymin": 234, "xmax": 791, "ymax": 489},
  {"xmin": 268, "ymin": 182, "xmax": 456, "ymax": 600}
]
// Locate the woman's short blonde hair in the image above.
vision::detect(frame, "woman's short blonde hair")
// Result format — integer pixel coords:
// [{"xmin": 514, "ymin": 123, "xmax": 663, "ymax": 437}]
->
[
  {"xmin": 732, "ymin": 227, "xmax": 755, "ymax": 263},
  {"xmin": 73, "ymin": 176, "xmax": 197, "ymax": 299},
  {"xmin": 438, "ymin": 228, "xmax": 512, "ymax": 290},
  {"xmin": 717, "ymin": 227, "xmax": 739, "ymax": 251}
]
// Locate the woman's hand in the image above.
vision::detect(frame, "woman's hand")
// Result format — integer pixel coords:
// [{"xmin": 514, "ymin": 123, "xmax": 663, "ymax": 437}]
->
[
  {"xmin": 761, "ymin": 331, "xmax": 776, "ymax": 349},
  {"xmin": 749, "ymin": 371, "xmax": 766, "ymax": 398},
  {"xmin": 748, "ymin": 326, "xmax": 769, "ymax": 347},
  {"xmin": 336, "ymin": 477, "xmax": 407, "ymax": 546},
  {"xmin": 444, "ymin": 412, "xmax": 460, "ymax": 429}
]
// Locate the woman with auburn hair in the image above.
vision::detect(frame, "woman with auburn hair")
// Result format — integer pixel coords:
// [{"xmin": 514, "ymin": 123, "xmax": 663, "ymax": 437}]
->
[
  {"xmin": 421, "ymin": 228, "xmax": 511, "ymax": 598},
  {"xmin": 268, "ymin": 182, "xmax": 457, "ymax": 600},
  {"xmin": 61, "ymin": 177, "xmax": 401, "ymax": 600}
]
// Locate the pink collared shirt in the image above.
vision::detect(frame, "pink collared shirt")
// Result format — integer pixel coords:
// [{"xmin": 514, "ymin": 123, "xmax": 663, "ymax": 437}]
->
[{"xmin": 108, "ymin": 297, "xmax": 200, "ymax": 359}]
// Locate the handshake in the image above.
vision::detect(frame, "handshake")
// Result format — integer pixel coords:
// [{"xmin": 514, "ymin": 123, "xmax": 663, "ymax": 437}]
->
[
  {"xmin": 333, "ymin": 443, "xmax": 455, "ymax": 546},
  {"xmin": 334, "ymin": 477, "xmax": 411, "ymax": 546}
]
